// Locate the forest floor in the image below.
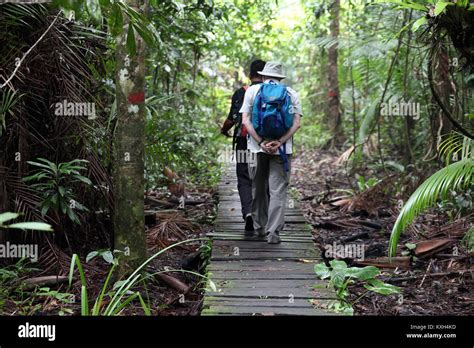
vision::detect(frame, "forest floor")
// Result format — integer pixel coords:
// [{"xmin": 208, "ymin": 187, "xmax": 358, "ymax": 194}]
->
[
  {"xmin": 1, "ymin": 150, "xmax": 472, "ymax": 316},
  {"xmin": 0, "ymin": 186, "xmax": 217, "ymax": 316},
  {"xmin": 293, "ymin": 148, "xmax": 473, "ymax": 315}
]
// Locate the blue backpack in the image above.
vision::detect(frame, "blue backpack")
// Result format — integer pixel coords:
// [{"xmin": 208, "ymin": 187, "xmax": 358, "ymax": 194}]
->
[
  {"xmin": 252, "ymin": 81, "xmax": 293, "ymax": 139},
  {"xmin": 252, "ymin": 81, "xmax": 294, "ymax": 171}
]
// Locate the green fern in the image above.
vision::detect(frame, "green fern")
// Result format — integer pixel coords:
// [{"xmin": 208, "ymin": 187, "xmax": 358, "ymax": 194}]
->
[{"xmin": 389, "ymin": 159, "xmax": 473, "ymax": 256}]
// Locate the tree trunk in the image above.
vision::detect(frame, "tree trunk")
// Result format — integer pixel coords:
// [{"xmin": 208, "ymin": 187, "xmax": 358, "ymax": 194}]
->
[
  {"xmin": 433, "ymin": 46, "xmax": 454, "ymax": 136},
  {"xmin": 327, "ymin": 0, "xmax": 342, "ymax": 148},
  {"xmin": 113, "ymin": 0, "xmax": 147, "ymax": 274},
  {"xmin": 428, "ymin": 45, "xmax": 454, "ymax": 159}
]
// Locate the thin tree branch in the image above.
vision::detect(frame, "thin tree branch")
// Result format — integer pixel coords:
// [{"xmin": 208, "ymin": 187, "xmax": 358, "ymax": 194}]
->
[{"xmin": 0, "ymin": 11, "xmax": 61, "ymax": 89}]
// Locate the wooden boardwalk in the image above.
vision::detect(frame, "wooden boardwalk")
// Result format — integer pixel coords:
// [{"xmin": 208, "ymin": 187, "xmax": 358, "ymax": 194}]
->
[{"xmin": 202, "ymin": 164, "xmax": 335, "ymax": 315}]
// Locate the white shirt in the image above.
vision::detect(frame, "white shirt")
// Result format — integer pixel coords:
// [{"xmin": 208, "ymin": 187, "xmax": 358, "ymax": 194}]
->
[{"xmin": 239, "ymin": 79, "xmax": 302, "ymax": 154}]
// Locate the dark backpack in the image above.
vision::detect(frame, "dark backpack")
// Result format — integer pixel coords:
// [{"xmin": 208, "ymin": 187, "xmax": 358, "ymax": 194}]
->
[{"xmin": 232, "ymin": 85, "xmax": 250, "ymax": 152}]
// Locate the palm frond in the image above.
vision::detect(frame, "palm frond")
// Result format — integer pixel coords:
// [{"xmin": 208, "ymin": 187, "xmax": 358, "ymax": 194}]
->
[
  {"xmin": 438, "ymin": 131, "xmax": 474, "ymax": 164},
  {"xmin": 389, "ymin": 159, "xmax": 474, "ymax": 256}
]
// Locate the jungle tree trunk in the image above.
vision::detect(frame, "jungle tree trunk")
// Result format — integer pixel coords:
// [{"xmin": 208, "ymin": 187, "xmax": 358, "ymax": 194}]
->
[
  {"xmin": 402, "ymin": 10, "xmax": 414, "ymax": 164},
  {"xmin": 113, "ymin": 0, "xmax": 147, "ymax": 274},
  {"xmin": 327, "ymin": 0, "xmax": 342, "ymax": 147},
  {"xmin": 433, "ymin": 46, "xmax": 454, "ymax": 136}
]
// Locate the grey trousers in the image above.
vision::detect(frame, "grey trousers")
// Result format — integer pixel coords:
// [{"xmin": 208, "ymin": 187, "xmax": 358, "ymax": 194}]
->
[{"xmin": 248, "ymin": 152, "xmax": 291, "ymax": 235}]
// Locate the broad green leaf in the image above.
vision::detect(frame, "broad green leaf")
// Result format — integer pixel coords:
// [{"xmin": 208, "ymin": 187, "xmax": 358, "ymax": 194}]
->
[
  {"xmin": 25, "ymin": 160, "xmax": 54, "ymax": 171},
  {"xmin": 67, "ymin": 209, "xmax": 79, "ymax": 224},
  {"xmin": 86, "ymin": 251, "xmax": 99, "ymax": 263},
  {"xmin": 329, "ymin": 259, "xmax": 348, "ymax": 271},
  {"xmin": 434, "ymin": 0, "xmax": 450, "ymax": 16},
  {"xmin": 86, "ymin": 0, "xmax": 102, "ymax": 24},
  {"xmin": 60, "ymin": 199, "xmax": 67, "ymax": 214},
  {"xmin": 0, "ymin": 212, "xmax": 19, "ymax": 225},
  {"xmin": 126, "ymin": 23, "xmax": 136, "ymax": 56},
  {"xmin": 364, "ymin": 279, "xmax": 401, "ymax": 295},
  {"xmin": 41, "ymin": 204, "xmax": 50, "ymax": 217},
  {"xmin": 412, "ymin": 16, "xmax": 427, "ymax": 31},
  {"xmin": 109, "ymin": 3, "xmax": 123, "ymax": 37},
  {"xmin": 133, "ymin": 22, "xmax": 155, "ymax": 47},
  {"xmin": 73, "ymin": 175, "xmax": 92, "ymax": 185},
  {"xmin": 314, "ymin": 262, "xmax": 331, "ymax": 279},
  {"xmin": 345, "ymin": 266, "xmax": 380, "ymax": 280},
  {"xmin": 102, "ymin": 250, "xmax": 114, "ymax": 264},
  {"xmin": 8, "ymin": 222, "xmax": 53, "ymax": 231}
]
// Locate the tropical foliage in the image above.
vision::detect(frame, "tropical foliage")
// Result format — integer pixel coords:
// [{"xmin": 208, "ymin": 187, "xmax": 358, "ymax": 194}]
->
[{"xmin": 0, "ymin": 0, "xmax": 472, "ymax": 317}]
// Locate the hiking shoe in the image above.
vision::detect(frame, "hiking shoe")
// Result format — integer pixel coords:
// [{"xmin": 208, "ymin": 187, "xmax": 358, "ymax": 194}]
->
[
  {"xmin": 267, "ymin": 232, "xmax": 281, "ymax": 244},
  {"xmin": 244, "ymin": 214, "xmax": 254, "ymax": 231}
]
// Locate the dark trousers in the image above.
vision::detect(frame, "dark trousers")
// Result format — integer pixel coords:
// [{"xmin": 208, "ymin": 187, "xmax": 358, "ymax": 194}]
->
[{"xmin": 235, "ymin": 137, "xmax": 252, "ymax": 219}]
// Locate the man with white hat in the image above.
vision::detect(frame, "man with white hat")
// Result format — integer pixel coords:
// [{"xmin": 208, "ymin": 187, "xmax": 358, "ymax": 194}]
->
[{"xmin": 239, "ymin": 62, "xmax": 302, "ymax": 244}]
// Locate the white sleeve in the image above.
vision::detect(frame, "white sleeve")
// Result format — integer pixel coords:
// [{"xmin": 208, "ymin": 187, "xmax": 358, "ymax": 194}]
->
[
  {"xmin": 239, "ymin": 86, "xmax": 255, "ymax": 114},
  {"xmin": 287, "ymin": 88, "xmax": 303, "ymax": 116}
]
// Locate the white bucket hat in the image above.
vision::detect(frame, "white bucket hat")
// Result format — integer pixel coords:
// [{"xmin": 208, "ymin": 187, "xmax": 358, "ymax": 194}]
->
[{"xmin": 257, "ymin": 61, "xmax": 286, "ymax": 79}]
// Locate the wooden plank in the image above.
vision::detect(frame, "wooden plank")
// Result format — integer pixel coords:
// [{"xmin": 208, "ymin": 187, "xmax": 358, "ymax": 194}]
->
[
  {"xmin": 207, "ymin": 260, "xmax": 319, "ymax": 272},
  {"xmin": 209, "ymin": 271, "xmax": 316, "ymax": 280},
  {"xmin": 212, "ymin": 230, "xmax": 312, "ymax": 236},
  {"xmin": 216, "ymin": 216, "xmax": 307, "ymax": 223},
  {"xmin": 214, "ymin": 228, "xmax": 312, "ymax": 234},
  {"xmin": 210, "ymin": 232, "xmax": 311, "ymax": 236},
  {"xmin": 214, "ymin": 279, "xmax": 320, "ymax": 288},
  {"xmin": 212, "ymin": 239, "xmax": 316, "ymax": 250},
  {"xmin": 202, "ymin": 305, "xmax": 330, "ymax": 316},
  {"xmin": 211, "ymin": 256, "xmax": 319, "ymax": 262},
  {"xmin": 211, "ymin": 229, "xmax": 312, "ymax": 236},
  {"xmin": 215, "ymin": 212, "xmax": 306, "ymax": 217},
  {"xmin": 208, "ymin": 233, "xmax": 313, "ymax": 242},
  {"xmin": 212, "ymin": 224, "xmax": 312, "ymax": 231},
  {"xmin": 216, "ymin": 210, "xmax": 304, "ymax": 217},
  {"xmin": 203, "ymin": 297, "xmax": 330, "ymax": 307},
  {"xmin": 211, "ymin": 248, "xmax": 319, "ymax": 260},
  {"xmin": 209, "ymin": 238, "xmax": 313, "ymax": 244},
  {"xmin": 214, "ymin": 223, "xmax": 311, "ymax": 231},
  {"xmin": 206, "ymin": 286, "xmax": 334, "ymax": 299},
  {"xmin": 212, "ymin": 244, "xmax": 317, "ymax": 252}
]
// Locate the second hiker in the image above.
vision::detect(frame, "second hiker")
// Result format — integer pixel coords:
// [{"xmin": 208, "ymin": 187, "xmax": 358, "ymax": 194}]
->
[{"xmin": 221, "ymin": 59, "xmax": 267, "ymax": 235}]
